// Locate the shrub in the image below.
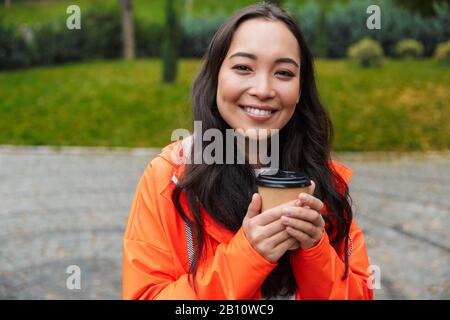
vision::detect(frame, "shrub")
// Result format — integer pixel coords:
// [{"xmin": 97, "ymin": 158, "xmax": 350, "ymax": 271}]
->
[
  {"xmin": 0, "ymin": 24, "xmax": 33, "ymax": 69},
  {"xmin": 0, "ymin": 5, "xmax": 122, "ymax": 69},
  {"xmin": 347, "ymin": 37, "xmax": 384, "ymax": 67},
  {"xmin": 433, "ymin": 40, "xmax": 450, "ymax": 64},
  {"xmin": 395, "ymin": 39, "xmax": 424, "ymax": 58},
  {"xmin": 178, "ymin": 15, "xmax": 226, "ymax": 58},
  {"xmin": 79, "ymin": 6, "xmax": 122, "ymax": 59},
  {"xmin": 30, "ymin": 19, "xmax": 86, "ymax": 65},
  {"xmin": 135, "ymin": 21, "xmax": 163, "ymax": 57}
]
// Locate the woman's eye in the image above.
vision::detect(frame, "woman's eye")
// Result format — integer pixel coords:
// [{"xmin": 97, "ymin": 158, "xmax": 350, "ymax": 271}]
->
[
  {"xmin": 277, "ymin": 70, "xmax": 295, "ymax": 77},
  {"xmin": 232, "ymin": 65, "xmax": 251, "ymax": 72}
]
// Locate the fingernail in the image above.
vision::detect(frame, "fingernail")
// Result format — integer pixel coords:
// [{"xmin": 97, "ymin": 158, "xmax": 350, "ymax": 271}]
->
[
  {"xmin": 295, "ymin": 200, "xmax": 301, "ymax": 206},
  {"xmin": 281, "ymin": 216, "xmax": 289, "ymax": 222},
  {"xmin": 300, "ymin": 193, "xmax": 308, "ymax": 201}
]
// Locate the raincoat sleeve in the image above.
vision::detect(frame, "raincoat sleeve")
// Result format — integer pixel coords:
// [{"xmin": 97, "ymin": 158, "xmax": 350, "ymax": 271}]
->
[
  {"xmin": 122, "ymin": 162, "xmax": 278, "ymax": 300},
  {"xmin": 289, "ymin": 162, "xmax": 374, "ymax": 300},
  {"xmin": 290, "ymin": 219, "xmax": 374, "ymax": 299}
]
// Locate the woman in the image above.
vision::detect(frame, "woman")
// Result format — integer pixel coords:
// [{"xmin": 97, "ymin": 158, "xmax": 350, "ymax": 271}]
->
[{"xmin": 122, "ymin": 2, "xmax": 373, "ymax": 300}]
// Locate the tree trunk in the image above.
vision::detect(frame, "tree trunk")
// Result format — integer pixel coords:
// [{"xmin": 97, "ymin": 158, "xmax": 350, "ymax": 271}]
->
[
  {"xmin": 162, "ymin": 0, "xmax": 178, "ymax": 83},
  {"xmin": 314, "ymin": 0, "xmax": 327, "ymax": 58},
  {"xmin": 5, "ymin": 0, "xmax": 11, "ymax": 8},
  {"xmin": 120, "ymin": 0, "xmax": 135, "ymax": 60}
]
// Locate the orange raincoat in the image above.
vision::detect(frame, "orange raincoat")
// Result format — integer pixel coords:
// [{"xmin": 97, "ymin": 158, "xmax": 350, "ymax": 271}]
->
[{"xmin": 122, "ymin": 140, "xmax": 374, "ymax": 300}]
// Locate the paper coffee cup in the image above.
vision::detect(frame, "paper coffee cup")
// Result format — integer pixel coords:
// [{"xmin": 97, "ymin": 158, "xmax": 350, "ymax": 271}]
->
[{"xmin": 256, "ymin": 170, "xmax": 312, "ymax": 212}]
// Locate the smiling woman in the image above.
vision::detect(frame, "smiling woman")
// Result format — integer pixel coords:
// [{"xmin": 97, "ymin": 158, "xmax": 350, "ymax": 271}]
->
[{"xmin": 122, "ymin": 2, "xmax": 373, "ymax": 300}]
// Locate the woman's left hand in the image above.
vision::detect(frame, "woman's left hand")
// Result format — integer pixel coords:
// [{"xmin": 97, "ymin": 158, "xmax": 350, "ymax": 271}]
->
[{"xmin": 280, "ymin": 190, "xmax": 326, "ymax": 250}]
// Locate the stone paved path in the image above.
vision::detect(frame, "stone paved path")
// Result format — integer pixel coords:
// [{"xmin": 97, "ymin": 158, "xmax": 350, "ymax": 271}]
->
[{"xmin": 0, "ymin": 146, "xmax": 448, "ymax": 299}]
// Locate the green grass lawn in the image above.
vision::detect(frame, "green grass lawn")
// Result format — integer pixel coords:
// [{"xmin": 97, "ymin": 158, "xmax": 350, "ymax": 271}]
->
[{"xmin": 0, "ymin": 58, "xmax": 449, "ymax": 150}]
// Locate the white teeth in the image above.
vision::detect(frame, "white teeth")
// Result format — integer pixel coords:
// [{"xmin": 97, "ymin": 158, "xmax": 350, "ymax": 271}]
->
[{"xmin": 244, "ymin": 107, "xmax": 273, "ymax": 116}]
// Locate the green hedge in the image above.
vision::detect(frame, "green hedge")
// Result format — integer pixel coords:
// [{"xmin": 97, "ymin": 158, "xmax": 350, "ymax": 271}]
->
[
  {"xmin": 0, "ymin": 6, "xmax": 122, "ymax": 69},
  {"xmin": 0, "ymin": 24, "xmax": 32, "ymax": 69},
  {"xmin": 1, "ymin": 0, "xmax": 449, "ymax": 70},
  {"xmin": 179, "ymin": 15, "xmax": 227, "ymax": 58},
  {"xmin": 306, "ymin": 0, "xmax": 450, "ymax": 58}
]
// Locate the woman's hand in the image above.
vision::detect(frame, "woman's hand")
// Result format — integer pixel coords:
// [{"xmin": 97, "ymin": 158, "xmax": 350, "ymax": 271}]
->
[
  {"xmin": 243, "ymin": 193, "xmax": 299, "ymax": 263},
  {"xmin": 280, "ymin": 189, "xmax": 326, "ymax": 250}
]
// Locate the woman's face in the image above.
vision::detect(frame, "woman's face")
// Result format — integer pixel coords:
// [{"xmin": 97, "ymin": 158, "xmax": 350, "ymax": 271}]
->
[{"xmin": 217, "ymin": 18, "xmax": 301, "ymax": 139}]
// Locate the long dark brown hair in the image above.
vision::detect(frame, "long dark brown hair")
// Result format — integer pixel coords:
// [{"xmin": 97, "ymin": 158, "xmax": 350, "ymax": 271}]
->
[{"xmin": 172, "ymin": 2, "xmax": 353, "ymax": 298}]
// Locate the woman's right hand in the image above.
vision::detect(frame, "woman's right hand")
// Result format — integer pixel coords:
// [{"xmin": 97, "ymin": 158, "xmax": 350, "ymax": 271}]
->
[{"xmin": 242, "ymin": 193, "xmax": 299, "ymax": 263}]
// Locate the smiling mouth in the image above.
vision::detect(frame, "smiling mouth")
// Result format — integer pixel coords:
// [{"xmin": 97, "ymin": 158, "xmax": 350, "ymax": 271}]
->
[{"xmin": 239, "ymin": 105, "xmax": 278, "ymax": 117}]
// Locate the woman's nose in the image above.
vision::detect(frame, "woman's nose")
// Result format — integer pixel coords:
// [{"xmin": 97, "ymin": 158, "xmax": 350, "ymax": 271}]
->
[{"xmin": 249, "ymin": 75, "xmax": 275, "ymax": 99}]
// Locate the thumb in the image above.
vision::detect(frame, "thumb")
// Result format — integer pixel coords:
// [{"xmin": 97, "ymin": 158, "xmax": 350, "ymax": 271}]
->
[{"xmin": 245, "ymin": 193, "xmax": 261, "ymax": 219}]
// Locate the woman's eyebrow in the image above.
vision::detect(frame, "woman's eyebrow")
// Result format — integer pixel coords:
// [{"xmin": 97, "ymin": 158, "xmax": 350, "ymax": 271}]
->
[{"xmin": 229, "ymin": 51, "xmax": 299, "ymax": 68}]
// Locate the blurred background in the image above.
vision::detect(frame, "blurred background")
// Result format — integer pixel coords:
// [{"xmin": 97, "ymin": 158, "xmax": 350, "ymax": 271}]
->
[{"xmin": 0, "ymin": 0, "xmax": 449, "ymax": 299}]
